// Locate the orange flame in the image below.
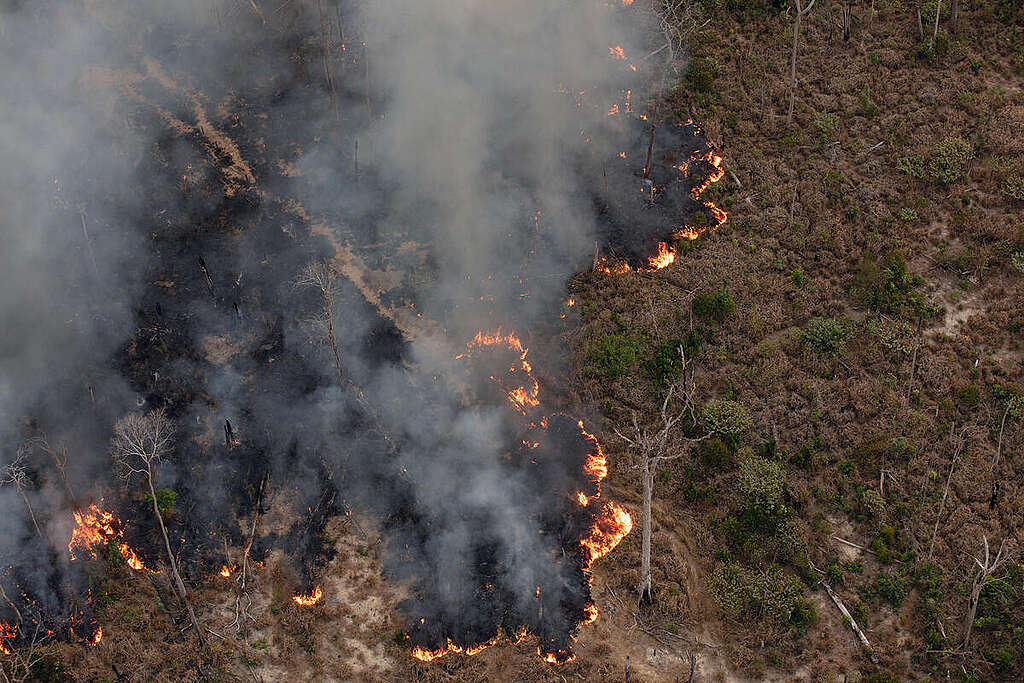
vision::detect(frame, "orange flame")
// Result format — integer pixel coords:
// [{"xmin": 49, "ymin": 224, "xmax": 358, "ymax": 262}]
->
[
  {"xmin": 0, "ymin": 622, "xmax": 15, "ymax": 655},
  {"xmin": 88, "ymin": 626, "xmax": 102, "ymax": 646},
  {"xmin": 292, "ymin": 585, "xmax": 323, "ymax": 606},
  {"xmin": 647, "ymin": 242, "xmax": 676, "ymax": 270},
  {"xmin": 583, "ymin": 603, "xmax": 599, "ymax": 624},
  {"xmin": 68, "ymin": 503, "xmax": 152, "ymax": 572},
  {"xmin": 609, "ymin": 46, "xmax": 626, "ymax": 60},
  {"xmin": 463, "ymin": 328, "xmax": 540, "ymax": 413},
  {"xmin": 581, "ymin": 502, "xmax": 633, "ymax": 563},
  {"xmin": 219, "ymin": 565, "xmax": 232, "ymax": 577}
]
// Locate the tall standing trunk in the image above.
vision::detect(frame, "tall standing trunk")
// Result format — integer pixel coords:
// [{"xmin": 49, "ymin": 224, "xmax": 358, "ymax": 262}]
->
[
  {"xmin": 949, "ymin": 0, "xmax": 958, "ymax": 33},
  {"xmin": 19, "ymin": 490, "xmax": 42, "ymax": 537},
  {"xmin": 931, "ymin": 0, "xmax": 942, "ymax": 49},
  {"xmin": 638, "ymin": 457, "xmax": 654, "ymax": 608},
  {"xmin": 786, "ymin": 8, "xmax": 802, "ymax": 126},
  {"xmin": 147, "ymin": 472, "xmax": 204, "ymax": 645},
  {"xmin": 963, "ymin": 563, "xmax": 985, "ymax": 649}
]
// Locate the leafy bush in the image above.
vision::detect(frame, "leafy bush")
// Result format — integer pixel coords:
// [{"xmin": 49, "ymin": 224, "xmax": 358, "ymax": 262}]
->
[
  {"xmin": 692, "ymin": 287, "xmax": 735, "ymax": 323},
  {"xmin": 1012, "ymin": 251, "xmax": 1024, "ymax": 274},
  {"xmin": 643, "ymin": 339, "xmax": 684, "ymax": 388},
  {"xmin": 813, "ymin": 112, "xmax": 840, "ymax": 142},
  {"xmin": 738, "ymin": 455, "xmax": 787, "ymax": 529},
  {"xmin": 686, "ymin": 55, "xmax": 719, "ymax": 93},
  {"xmin": 1004, "ymin": 174, "xmax": 1024, "ymax": 201},
  {"xmin": 586, "ymin": 334, "xmax": 641, "ymax": 381},
  {"xmin": 709, "ymin": 563, "xmax": 807, "ymax": 627},
  {"xmin": 850, "ymin": 251, "xmax": 923, "ymax": 316},
  {"xmin": 955, "ymin": 384, "xmax": 982, "ymax": 408},
  {"xmin": 873, "ymin": 572, "xmax": 907, "ymax": 608},
  {"xmin": 791, "ymin": 268, "xmax": 807, "ymax": 286},
  {"xmin": 802, "ymin": 317, "xmax": 848, "ymax": 356},
  {"xmin": 929, "ymin": 136, "xmax": 973, "ymax": 185},
  {"xmin": 701, "ymin": 437, "xmax": 732, "ymax": 470},
  {"xmin": 896, "ymin": 155, "xmax": 925, "ymax": 178},
  {"xmin": 898, "ymin": 207, "xmax": 918, "ymax": 222},
  {"xmin": 702, "ymin": 399, "xmax": 752, "ymax": 439},
  {"xmin": 146, "ymin": 488, "xmax": 177, "ymax": 516}
]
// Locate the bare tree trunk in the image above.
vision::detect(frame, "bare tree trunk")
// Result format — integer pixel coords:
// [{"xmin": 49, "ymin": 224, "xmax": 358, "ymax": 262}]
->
[
  {"xmin": 787, "ymin": 7, "xmax": 801, "ymax": 126},
  {"xmin": 322, "ymin": 288, "xmax": 344, "ymax": 384},
  {"xmin": 962, "ymin": 537, "xmax": 1007, "ymax": 651},
  {"xmin": 949, "ymin": 0, "xmax": 958, "ymax": 32},
  {"xmin": 18, "ymin": 491, "xmax": 41, "ymax": 537},
  {"xmin": 993, "ymin": 403, "xmax": 1010, "ymax": 468},
  {"xmin": 930, "ymin": 0, "xmax": 941, "ymax": 49},
  {"xmin": 146, "ymin": 472, "xmax": 204, "ymax": 645},
  {"xmin": 901, "ymin": 314, "xmax": 923, "ymax": 436},
  {"xmin": 638, "ymin": 459, "xmax": 654, "ymax": 608},
  {"xmin": 917, "ymin": 8, "xmax": 924, "ymax": 40}
]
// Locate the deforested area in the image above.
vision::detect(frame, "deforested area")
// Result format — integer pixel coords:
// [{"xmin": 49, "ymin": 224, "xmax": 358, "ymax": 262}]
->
[{"xmin": 0, "ymin": 0, "xmax": 1022, "ymax": 681}]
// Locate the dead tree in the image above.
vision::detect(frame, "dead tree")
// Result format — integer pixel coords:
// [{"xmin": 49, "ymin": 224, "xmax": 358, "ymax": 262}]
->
[
  {"xmin": 28, "ymin": 436, "xmax": 76, "ymax": 505},
  {"xmin": 1, "ymin": 447, "xmax": 41, "ymax": 537},
  {"xmin": 992, "ymin": 395, "xmax": 1021, "ymax": 469},
  {"xmin": 787, "ymin": 0, "xmax": 817, "ymax": 126},
  {"xmin": 928, "ymin": 423, "xmax": 976, "ymax": 559},
  {"xmin": 949, "ymin": 0, "xmax": 958, "ymax": 32},
  {"xmin": 297, "ymin": 261, "xmax": 345, "ymax": 385},
  {"xmin": 962, "ymin": 536, "xmax": 1011, "ymax": 651},
  {"xmin": 837, "ymin": 3, "xmax": 853, "ymax": 41},
  {"xmin": 110, "ymin": 409, "xmax": 204, "ymax": 645},
  {"xmin": 615, "ymin": 346, "xmax": 703, "ymax": 607},
  {"xmin": 930, "ymin": 0, "xmax": 942, "ymax": 50}
]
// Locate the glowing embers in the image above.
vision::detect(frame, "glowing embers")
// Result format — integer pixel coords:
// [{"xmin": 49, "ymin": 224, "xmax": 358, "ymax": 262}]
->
[
  {"xmin": 292, "ymin": 585, "xmax": 323, "ymax": 606},
  {"xmin": 68, "ymin": 503, "xmax": 152, "ymax": 573}
]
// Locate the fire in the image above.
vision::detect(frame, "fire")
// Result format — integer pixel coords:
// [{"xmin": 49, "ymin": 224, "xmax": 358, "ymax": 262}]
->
[
  {"xmin": 89, "ymin": 626, "xmax": 102, "ymax": 646},
  {"xmin": 68, "ymin": 503, "xmax": 152, "ymax": 572},
  {"xmin": 219, "ymin": 565, "xmax": 231, "ymax": 577},
  {"xmin": 566, "ymin": 297, "xmax": 575, "ymax": 307},
  {"xmin": 412, "ymin": 338, "xmax": 633, "ymax": 666},
  {"xmin": 292, "ymin": 585, "xmax": 323, "ymax": 606},
  {"xmin": 647, "ymin": 242, "xmax": 675, "ymax": 270},
  {"xmin": 462, "ymin": 328, "xmax": 540, "ymax": 414},
  {"xmin": 0, "ymin": 622, "xmax": 15, "ymax": 655},
  {"xmin": 581, "ymin": 501, "xmax": 633, "ymax": 563},
  {"xmin": 609, "ymin": 46, "xmax": 626, "ymax": 60}
]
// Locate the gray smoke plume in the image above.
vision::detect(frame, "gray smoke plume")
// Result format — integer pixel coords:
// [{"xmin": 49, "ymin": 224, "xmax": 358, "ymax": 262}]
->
[{"xmin": 0, "ymin": 0, "xmax": 652, "ymax": 659}]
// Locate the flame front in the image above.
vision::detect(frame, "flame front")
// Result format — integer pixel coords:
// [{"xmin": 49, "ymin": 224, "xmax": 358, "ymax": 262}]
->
[
  {"xmin": 292, "ymin": 585, "xmax": 323, "ymax": 606},
  {"xmin": 412, "ymin": 334, "xmax": 633, "ymax": 665},
  {"xmin": 88, "ymin": 626, "xmax": 102, "ymax": 646},
  {"xmin": 68, "ymin": 503, "xmax": 152, "ymax": 572}
]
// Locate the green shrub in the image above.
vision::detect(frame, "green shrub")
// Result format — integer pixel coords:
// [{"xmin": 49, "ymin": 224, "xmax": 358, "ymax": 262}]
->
[
  {"xmin": 708, "ymin": 563, "xmax": 806, "ymax": 626},
  {"xmin": 643, "ymin": 339, "xmax": 684, "ymax": 388},
  {"xmin": 700, "ymin": 437, "xmax": 732, "ymax": 470},
  {"xmin": 692, "ymin": 287, "xmax": 735, "ymax": 322},
  {"xmin": 813, "ymin": 112, "xmax": 840, "ymax": 142},
  {"xmin": 738, "ymin": 455, "xmax": 787, "ymax": 530},
  {"xmin": 702, "ymin": 399, "xmax": 752, "ymax": 439},
  {"xmin": 1004, "ymin": 174, "xmax": 1024, "ymax": 201},
  {"xmin": 791, "ymin": 269, "xmax": 807, "ymax": 286},
  {"xmin": 874, "ymin": 572, "xmax": 907, "ymax": 607},
  {"xmin": 896, "ymin": 155, "xmax": 925, "ymax": 178},
  {"xmin": 586, "ymin": 334, "xmax": 641, "ymax": 381},
  {"xmin": 929, "ymin": 136, "xmax": 973, "ymax": 185},
  {"xmin": 850, "ymin": 251, "xmax": 922, "ymax": 316},
  {"xmin": 145, "ymin": 488, "xmax": 177, "ymax": 516},
  {"xmin": 1012, "ymin": 251, "xmax": 1024, "ymax": 274},
  {"xmin": 686, "ymin": 55, "xmax": 719, "ymax": 93},
  {"xmin": 898, "ymin": 207, "xmax": 918, "ymax": 222},
  {"xmin": 802, "ymin": 317, "xmax": 848, "ymax": 356},
  {"xmin": 955, "ymin": 384, "xmax": 982, "ymax": 408}
]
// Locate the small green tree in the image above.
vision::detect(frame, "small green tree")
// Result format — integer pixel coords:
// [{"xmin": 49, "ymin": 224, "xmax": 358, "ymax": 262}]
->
[
  {"xmin": 929, "ymin": 136, "xmax": 972, "ymax": 185},
  {"xmin": 702, "ymin": 399, "xmax": 752, "ymax": 442},
  {"xmin": 802, "ymin": 317, "xmax": 848, "ymax": 356}
]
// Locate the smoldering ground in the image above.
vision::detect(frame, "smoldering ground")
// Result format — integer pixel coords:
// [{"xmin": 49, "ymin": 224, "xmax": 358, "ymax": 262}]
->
[{"xmin": 0, "ymin": 0, "xmax": 711, "ymax": 660}]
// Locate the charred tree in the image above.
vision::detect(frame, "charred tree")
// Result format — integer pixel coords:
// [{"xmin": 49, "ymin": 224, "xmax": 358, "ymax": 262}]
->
[
  {"xmin": 1, "ymin": 447, "xmax": 41, "ymax": 537},
  {"xmin": 110, "ymin": 409, "xmax": 204, "ymax": 646}
]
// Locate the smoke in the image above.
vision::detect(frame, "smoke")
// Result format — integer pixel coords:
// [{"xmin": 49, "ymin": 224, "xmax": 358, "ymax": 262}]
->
[{"xmin": 0, "ymin": 0, "xmax": 666, "ymax": 659}]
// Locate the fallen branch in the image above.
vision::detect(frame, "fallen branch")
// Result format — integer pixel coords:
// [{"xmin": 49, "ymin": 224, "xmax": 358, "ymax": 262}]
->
[{"xmin": 821, "ymin": 580, "xmax": 875, "ymax": 659}]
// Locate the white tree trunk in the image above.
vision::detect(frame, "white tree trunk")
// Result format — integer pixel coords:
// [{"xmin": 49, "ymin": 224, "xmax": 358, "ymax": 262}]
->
[
  {"xmin": 638, "ymin": 458, "xmax": 654, "ymax": 607},
  {"xmin": 147, "ymin": 472, "xmax": 204, "ymax": 645}
]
